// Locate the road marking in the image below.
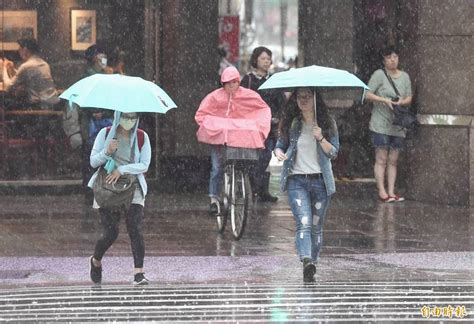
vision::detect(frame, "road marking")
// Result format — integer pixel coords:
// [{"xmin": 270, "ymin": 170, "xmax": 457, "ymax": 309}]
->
[{"xmin": 1, "ymin": 281, "xmax": 471, "ymax": 321}]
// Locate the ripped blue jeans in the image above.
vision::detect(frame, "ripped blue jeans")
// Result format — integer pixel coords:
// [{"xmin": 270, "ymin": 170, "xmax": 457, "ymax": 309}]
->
[{"xmin": 287, "ymin": 174, "xmax": 332, "ymax": 262}]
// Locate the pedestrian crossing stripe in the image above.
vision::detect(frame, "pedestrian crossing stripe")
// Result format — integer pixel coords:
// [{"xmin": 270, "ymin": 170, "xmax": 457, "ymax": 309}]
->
[{"xmin": 1, "ymin": 281, "xmax": 471, "ymax": 322}]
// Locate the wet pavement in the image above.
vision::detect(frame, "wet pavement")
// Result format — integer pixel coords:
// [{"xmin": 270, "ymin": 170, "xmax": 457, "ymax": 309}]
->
[{"xmin": 0, "ymin": 180, "xmax": 473, "ymax": 321}]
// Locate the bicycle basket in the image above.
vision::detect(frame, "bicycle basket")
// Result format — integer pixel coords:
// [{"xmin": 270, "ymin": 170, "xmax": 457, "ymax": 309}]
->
[{"xmin": 225, "ymin": 147, "xmax": 259, "ymax": 160}]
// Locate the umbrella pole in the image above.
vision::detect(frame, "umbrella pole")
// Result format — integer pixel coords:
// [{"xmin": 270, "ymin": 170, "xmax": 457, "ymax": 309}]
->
[{"xmin": 313, "ymin": 91, "xmax": 318, "ymax": 126}]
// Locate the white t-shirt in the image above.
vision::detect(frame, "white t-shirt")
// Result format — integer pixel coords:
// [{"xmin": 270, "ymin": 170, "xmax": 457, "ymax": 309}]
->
[{"xmin": 290, "ymin": 122, "xmax": 322, "ymax": 175}]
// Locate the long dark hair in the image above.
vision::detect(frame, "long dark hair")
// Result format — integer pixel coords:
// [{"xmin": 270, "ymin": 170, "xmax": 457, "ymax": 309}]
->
[{"xmin": 279, "ymin": 89, "xmax": 336, "ymax": 140}]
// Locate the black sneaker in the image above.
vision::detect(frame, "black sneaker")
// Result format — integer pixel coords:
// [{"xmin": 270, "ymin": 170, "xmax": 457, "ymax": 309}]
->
[
  {"xmin": 209, "ymin": 202, "xmax": 220, "ymax": 216},
  {"xmin": 133, "ymin": 273, "xmax": 150, "ymax": 286},
  {"xmin": 303, "ymin": 258, "xmax": 316, "ymax": 283},
  {"xmin": 89, "ymin": 256, "xmax": 102, "ymax": 284},
  {"xmin": 259, "ymin": 192, "xmax": 278, "ymax": 203}
]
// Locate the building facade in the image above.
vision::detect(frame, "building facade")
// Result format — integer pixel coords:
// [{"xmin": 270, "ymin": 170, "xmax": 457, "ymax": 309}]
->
[
  {"xmin": 299, "ymin": 0, "xmax": 473, "ymax": 206},
  {"xmin": 1, "ymin": 0, "xmax": 472, "ymax": 206}
]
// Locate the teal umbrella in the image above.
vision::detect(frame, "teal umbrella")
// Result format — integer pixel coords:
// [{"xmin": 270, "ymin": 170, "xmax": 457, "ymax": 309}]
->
[
  {"xmin": 258, "ymin": 65, "xmax": 369, "ymax": 102},
  {"xmin": 59, "ymin": 74, "xmax": 177, "ymax": 113}
]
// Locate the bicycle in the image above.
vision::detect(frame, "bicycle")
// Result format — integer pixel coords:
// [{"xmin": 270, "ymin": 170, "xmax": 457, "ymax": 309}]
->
[{"xmin": 216, "ymin": 146, "xmax": 258, "ymax": 240}]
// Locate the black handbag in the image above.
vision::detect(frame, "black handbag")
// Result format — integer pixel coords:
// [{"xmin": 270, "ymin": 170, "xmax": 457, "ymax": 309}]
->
[
  {"xmin": 92, "ymin": 167, "xmax": 137, "ymax": 210},
  {"xmin": 383, "ymin": 70, "xmax": 417, "ymax": 130},
  {"xmin": 393, "ymin": 105, "xmax": 417, "ymax": 129}
]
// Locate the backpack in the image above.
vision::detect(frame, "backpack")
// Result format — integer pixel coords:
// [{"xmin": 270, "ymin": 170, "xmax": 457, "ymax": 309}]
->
[{"xmin": 105, "ymin": 126, "xmax": 145, "ymax": 151}]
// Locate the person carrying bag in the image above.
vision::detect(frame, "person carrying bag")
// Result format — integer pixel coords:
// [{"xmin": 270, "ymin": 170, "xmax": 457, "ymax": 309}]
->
[
  {"xmin": 92, "ymin": 126, "xmax": 145, "ymax": 210},
  {"xmin": 365, "ymin": 45, "xmax": 413, "ymax": 203},
  {"xmin": 87, "ymin": 111, "xmax": 151, "ymax": 286}
]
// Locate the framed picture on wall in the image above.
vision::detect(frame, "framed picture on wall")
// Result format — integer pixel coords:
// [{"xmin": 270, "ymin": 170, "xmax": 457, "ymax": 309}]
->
[
  {"xmin": 0, "ymin": 11, "xmax": 38, "ymax": 51},
  {"xmin": 71, "ymin": 9, "xmax": 96, "ymax": 51}
]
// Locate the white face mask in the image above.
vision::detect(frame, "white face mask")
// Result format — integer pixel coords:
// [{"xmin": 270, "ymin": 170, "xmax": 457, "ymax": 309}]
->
[
  {"xmin": 119, "ymin": 118, "xmax": 136, "ymax": 130},
  {"xmin": 98, "ymin": 57, "xmax": 107, "ymax": 69}
]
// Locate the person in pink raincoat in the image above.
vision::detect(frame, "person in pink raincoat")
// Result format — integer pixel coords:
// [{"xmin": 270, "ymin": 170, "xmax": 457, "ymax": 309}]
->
[{"xmin": 195, "ymin": 66, "xmax": 271, "ymax": 215}]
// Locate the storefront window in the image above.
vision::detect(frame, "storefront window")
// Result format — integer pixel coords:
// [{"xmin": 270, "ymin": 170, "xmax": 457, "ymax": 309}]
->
[{"xmin": 0, "ymin": 1, "xmax": 155, "ymax": 182}]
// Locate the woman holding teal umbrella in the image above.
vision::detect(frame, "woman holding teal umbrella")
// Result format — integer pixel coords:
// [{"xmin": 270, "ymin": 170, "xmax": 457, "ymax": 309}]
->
[
  {"xmin": 274, "ymin": 88, "xmax": 339, "ymax": 282},
  {"xmin": 59, "ymin": 73, "xmax": 176, "ymax": 286},
  {"xmin": 88, "ymin": 110, "xmax": 151, "ymax": 286}
]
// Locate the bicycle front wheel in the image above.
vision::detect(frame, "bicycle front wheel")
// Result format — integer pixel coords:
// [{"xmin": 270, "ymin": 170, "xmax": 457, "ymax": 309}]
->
[
  {"xmin": 216, "ymin": 165, "xmax": 231, "ymax": 233},
  {"xmin": 230, "ymin": 166, "xmax": 251, "ymax": 240}
]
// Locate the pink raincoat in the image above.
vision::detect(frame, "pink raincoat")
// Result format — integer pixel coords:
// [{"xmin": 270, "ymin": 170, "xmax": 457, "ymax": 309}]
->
[{"xmin": 195, "ymin": 85, "xmax": 271, "ymax": 149}]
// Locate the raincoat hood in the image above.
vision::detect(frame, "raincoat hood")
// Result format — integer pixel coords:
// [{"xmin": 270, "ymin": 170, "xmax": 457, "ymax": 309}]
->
[{"xmin": 220, "ymin": 66, "xmax": 241, "ymax": 83}]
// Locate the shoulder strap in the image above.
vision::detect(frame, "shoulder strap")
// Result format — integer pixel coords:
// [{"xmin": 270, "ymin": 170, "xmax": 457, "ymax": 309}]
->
[
  {"xmin": 382, "ymin": 69, "xmax": 400, "ymax": 97},
  {"xmin": 105, "ymin": 126, "xmax": 145, "ymax": 151},
  {"xmin": 242, "ymin": 73, "xmax": 252, "ymax": 89},
  {"xmin": 136, "ymin": 129, "xmax": 145, "ymax": 151}
]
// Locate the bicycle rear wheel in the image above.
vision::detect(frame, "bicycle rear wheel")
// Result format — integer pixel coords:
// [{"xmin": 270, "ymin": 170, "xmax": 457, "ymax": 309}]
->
[
  {"xmin": 230, "ymin": 166, "xmax": 251, "ymax": 240},
  {"xmin": 216, "ymin": 165, "xmax": 231, "ymax": 233}
]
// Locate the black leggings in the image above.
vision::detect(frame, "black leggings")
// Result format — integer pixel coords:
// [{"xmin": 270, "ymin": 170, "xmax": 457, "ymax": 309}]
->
[{"xmin": 93, "ymin": 204, "xmax": 145, "ymax": 268}]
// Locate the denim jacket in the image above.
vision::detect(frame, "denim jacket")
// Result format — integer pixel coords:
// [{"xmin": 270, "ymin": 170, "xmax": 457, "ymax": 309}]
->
[{"xmin": 275, "ymin": 117, "xmax": 340, "ymax": 195}]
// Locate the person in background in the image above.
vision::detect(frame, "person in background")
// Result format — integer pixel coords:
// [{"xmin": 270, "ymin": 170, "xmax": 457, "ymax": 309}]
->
[
  {"xmin": 241, "ymin": 46, "xmax": 286, "ymax": 202},
  {"xmin": 2, "ymin": 38, "xmax": 58, "ymax": 109},
  {"xmin": 287, "ymin": 56, "xmax": 298, "ymax": 70},
  {"xmin": 218, "ymin": 45, "xmax": 233, "ymax": 76},
  {"xmin": 365, "ymin": 45, "xmax": 412, "ymax": 203},
  {"xmin": 88, "ymin": 111, "xmax": 151, "ymax": 286},
  {"xmin": 88, "ymin": 110, "xmax": 113, "ymax": 147},
  {"xmin": 83, "ymin": 44, "xmax": 108, "ymax": 78},
  {"xmin": 104, "ymin": 47, "xmax": 126, "ymax": 75},
  {"xmin": 274, "ymin": 88, "xmax": 339, "ymax": 282},
  {"xmin": 81, "ymin": 44, "xmax": 113, "ymax": 205},
  {"xmin": 1, "ymin": 38, "xmax": 59, "ymax": 174}
]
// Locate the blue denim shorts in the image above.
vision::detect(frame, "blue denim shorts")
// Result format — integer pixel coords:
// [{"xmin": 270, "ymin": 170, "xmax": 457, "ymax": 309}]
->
[{"xmin": 371, "ymin": 131, "xmax": 405, "ymax": 150}]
